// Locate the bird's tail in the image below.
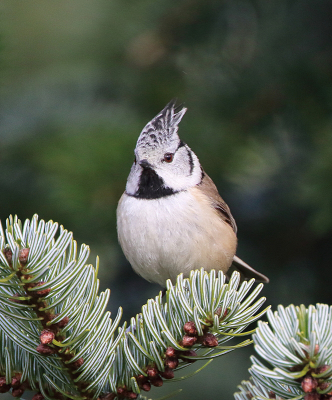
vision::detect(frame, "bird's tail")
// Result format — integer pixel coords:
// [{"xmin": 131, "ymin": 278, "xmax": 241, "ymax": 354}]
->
[{"xmin": 228, "ymin": 255, "xmax": 269, "ymax": 283}]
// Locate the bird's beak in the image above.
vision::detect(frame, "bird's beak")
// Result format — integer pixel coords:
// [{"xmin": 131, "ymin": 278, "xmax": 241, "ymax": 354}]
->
[{"xmin": 139, "ymin": 159, "xmax": 152, "ymax": 169}]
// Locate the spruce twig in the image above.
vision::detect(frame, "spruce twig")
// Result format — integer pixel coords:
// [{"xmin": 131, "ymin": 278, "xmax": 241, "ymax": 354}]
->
[
  {"xmin": 0, "ymin": 215, "xmax": 268, "ymax": 400},
  {"xmin": 235, "ymin": 304, "xmax": 332, "ymax": 400}
]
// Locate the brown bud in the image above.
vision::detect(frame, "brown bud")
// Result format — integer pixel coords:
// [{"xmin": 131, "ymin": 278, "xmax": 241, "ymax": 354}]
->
[
  {"xmin": 150, "ymin": 375, "xmax": 163, "ymax": 387},
  {"xmin": 126, "ymin": 392, "xmax": 138, "ymax": 399},
  {"xmin": 140, "ymin": 382, "xmax": 151, "ymax": 392},
  {"xmin": 12, "ymin": 387, "xmax": 25, "ymax": 397},
  {"xmin": 18, "ymin": 248, "xmax": 29, "ymax": 266},
  {"xmin": 180, "ymin": 350, "xmax": 197, "ymax": 363},
  {"xmin": 201, "ymin": 333, "xmax": 218, "ymax": 347},
  {"xmin": 40, "ymin": 330, "xmax": 55, "ymax": 344},
  {"xmin": 32, "ymin": 393, "xmax": 44, "ymax": 400},
  {"xmin": 302, "ymin": 376, "xmax": 318, "ymax": 393},
  {"xmin": 28, "ymin": 282, "xmax": 51, "ymax": 297},
  {"xmin": 268, "ymin": 391, "xmax": 276, "ymax": 399},
  {"xmin": 72, "ymin": 357, "xmax": 84, "ymax": 369},
  {"xmin": 165, "ymin": 356, "xmax": 179, "ymax": 369},
  {"xmin": 160, "ymin": 366, "xmax": 174, "ymax": 379},
  {"xmin": 135, "ymin": 374, "xmax": 147, "ymax": 385},
  {"xmin": 316, "ymin": 365, "xmax": 330, "ymax": 375},
  {"xmin": 314, "ymin": 344, "xmax": 319, "ymax": 355},
  {"xmin": 117, "ymin": 387, "xmax": 126, "ymax": 396},
  {"xmin": 181, "ymin": 335, "xmax": 197, "ymax": 347},
  {"xmin": 146, "ymin": 366, "xmax": 158, "ymax": 378},
  {"xmin": 11, "ymin": 373, "xmax": 22, "ymax": 388},
  {"xmin": 304, "ymin": 394, "xmax": 320, "ymax": 400},
  {"xmin": 35, "ymin": 288, "xmax": 51, "ymax": 297},
  {"xmin": 36, "ymin": 344, "xmax": 56, "ymax": 355},
  {"xmin": 165, "ymin": 347, "xmax": 177, "ymax": 358},
  {"xmin": 319, "ymin": 381, "xmax": 330, "ymax": 391},
  {"xmin": 0, "ymin": 377, "xmax": 10, "ymax": 393},
  {"xmin": 3, "ymin": 248, "xmax": 12, "ymax": 265},
  {"xmin": 183, "ymin": 321, "xmax": 198, "ymax": 336},
  {"xmin": 57, "ymin": 316, "xmax": 69, "ymax": 328}
]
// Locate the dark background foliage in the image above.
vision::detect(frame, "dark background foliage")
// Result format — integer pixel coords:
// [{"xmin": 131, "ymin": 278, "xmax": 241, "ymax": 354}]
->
[{"xmin": 1, "ymin": 1, "xmax": 332, "ymax": 399}]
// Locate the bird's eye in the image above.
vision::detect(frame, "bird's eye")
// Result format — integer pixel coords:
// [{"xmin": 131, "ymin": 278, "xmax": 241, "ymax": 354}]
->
[{"xmin": 163, "ymin": 153, "xmax": 174, "ymax": 163}]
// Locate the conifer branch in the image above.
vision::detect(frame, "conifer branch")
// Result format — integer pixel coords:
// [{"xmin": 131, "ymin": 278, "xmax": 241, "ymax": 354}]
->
[
  {"xmin": 234, "ymin": 304, "xmax": 332, "ymax": 400},
  {"xmin": 0, "ymin": 215, "xmax": 268, "ymax": 400}
]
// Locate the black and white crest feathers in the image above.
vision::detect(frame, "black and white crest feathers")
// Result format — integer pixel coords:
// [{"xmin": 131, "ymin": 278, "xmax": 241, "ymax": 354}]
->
[{"xmin": 136, "ymin": 100, "xmax": 187, "ymax": 150}]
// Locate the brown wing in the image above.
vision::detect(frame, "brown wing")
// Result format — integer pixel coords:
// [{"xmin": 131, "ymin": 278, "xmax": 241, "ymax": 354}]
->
[
  {"xmin": 198, "ymin": 170, "xmax": 237, "ymax": 233},
  {"xmin": 198, "ymin": 171, "xmax": 269, "ymax": 283}
]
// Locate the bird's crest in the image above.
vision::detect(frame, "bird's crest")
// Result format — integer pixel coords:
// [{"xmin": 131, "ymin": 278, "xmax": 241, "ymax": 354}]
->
[{"xmin": 136, "ymin": 100, "xmax": 187, "ymax": 150}]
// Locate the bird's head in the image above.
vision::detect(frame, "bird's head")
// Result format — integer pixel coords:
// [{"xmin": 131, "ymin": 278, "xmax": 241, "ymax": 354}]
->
[{"xmin": 125, "ymin": 101, "xmax": 202, "ymax": 198}]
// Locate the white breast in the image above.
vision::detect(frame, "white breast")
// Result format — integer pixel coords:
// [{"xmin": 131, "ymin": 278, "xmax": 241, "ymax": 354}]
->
[{"xmin": 116, "ymin": 188, "xmax": 237, "ymax": 286}]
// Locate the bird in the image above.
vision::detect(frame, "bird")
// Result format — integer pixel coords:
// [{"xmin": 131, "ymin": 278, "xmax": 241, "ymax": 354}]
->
[{"xmin": 116, "ymin": 101, "xmax": 269, "ymax": 287}]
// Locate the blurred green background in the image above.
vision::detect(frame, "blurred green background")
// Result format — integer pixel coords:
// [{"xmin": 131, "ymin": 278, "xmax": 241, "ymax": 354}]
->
[{"xmin": 1, "ymin": 0, "xmax": 332, "ymax": 399}]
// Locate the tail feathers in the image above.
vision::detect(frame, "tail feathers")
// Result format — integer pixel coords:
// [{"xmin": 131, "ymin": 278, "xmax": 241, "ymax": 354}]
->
[{"xmin": 229, "ymin": 255, "xmax": 269, "ymax": 283}]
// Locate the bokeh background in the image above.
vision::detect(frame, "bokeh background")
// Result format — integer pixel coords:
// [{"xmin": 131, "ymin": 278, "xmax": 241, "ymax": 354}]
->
[{"xmin": 1, "ymin": 1, "xmax": 332, "ymax": 399}]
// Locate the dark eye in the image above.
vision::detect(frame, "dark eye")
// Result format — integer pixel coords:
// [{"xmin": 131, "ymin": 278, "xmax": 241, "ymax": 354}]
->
[{"xmin": 164, "ymin": 153, "xmax": 174, "ymax": 163}]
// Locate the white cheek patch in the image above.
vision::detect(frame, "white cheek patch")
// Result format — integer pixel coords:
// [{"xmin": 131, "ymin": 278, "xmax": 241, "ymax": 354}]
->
[
  {"xmin": 158, "ymin": 152, "xmax": 202, "ymax": 191},
  {"xmin": 125, "ymin": 163, "xmax": 141, "ymax": 195}
]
